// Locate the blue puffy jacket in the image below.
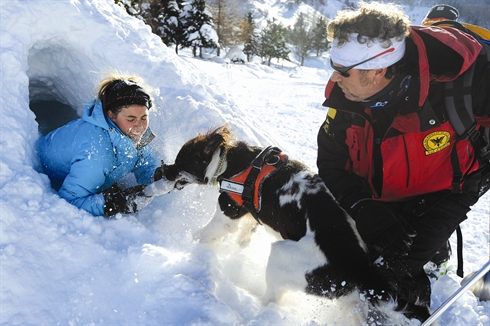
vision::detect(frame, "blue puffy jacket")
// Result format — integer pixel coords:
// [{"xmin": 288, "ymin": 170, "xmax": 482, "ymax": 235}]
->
[{"xmin": 37, "ymin": 99, "xmax": 159, "ymax": 216}]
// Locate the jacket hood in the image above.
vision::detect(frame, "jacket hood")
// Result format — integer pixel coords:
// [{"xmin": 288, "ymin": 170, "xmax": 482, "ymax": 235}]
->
[
  {"xmin": 82, "ymin": 99, "xmax": 110, "ymax": 130},
  {"xmin": 409, "ymin": 25, "xmax": 482, "ymax": 106}
]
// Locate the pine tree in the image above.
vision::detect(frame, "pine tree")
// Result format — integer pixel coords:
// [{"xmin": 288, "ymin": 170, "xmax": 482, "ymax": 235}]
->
[
  {"xmin": 158, "ymin": 0, "xmax": 186, "ymax": 54},
  {"xmin": 242, "ymin": 12, "xmax": 257, "ymax": 62},
  {"xmin": 207, "ymin": 0, "xmax": 244, "ymax": 57},
  {"xmin": 115, "ymin": 0, "xmax": 164, "ymax": 40},
  {"xmin": 289, "ymin": 12, "xmax": 315, "ymax": 66},
  {"xmin": 181, "ymin": 0, "xmax": 218, "ymax": 58},
  {"xmin": 115, "ymin": 0, "xmax": 146, "ymax": 19},
  {"xmin": 256, "ymin": 19, "xmax": 290, "ymax": 66},
  {"xmin": 311, "ymin": 16, "xmax": 329, "ymax": 57}
]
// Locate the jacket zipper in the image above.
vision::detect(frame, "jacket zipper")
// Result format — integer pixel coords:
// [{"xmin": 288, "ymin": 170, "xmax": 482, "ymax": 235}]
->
[{"xmin": 402, "ymin": 134, "xmax": 410, "ymax": 188}]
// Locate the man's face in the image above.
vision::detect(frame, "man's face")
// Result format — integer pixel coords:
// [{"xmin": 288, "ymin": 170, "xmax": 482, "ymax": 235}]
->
[{"xmin": 330, "ymin": 67, "xmax": 384, "ymax": 102}]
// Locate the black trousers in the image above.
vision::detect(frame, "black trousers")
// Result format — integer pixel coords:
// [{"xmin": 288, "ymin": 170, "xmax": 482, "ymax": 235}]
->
[{"xmin": 375, "ymin": 192, "xmax": 474, "ymax": 308}]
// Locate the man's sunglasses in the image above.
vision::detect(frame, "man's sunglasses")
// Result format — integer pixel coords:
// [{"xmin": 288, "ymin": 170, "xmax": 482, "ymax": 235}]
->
[{"xmin": 330, "ymin": 47, "xmax": 395, "ymax": 77}]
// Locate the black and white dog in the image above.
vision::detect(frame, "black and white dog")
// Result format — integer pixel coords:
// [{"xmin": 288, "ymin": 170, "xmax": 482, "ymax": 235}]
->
[{"xmin": 158, "ymin": 125, "xmax": 424, "ymax": 323}]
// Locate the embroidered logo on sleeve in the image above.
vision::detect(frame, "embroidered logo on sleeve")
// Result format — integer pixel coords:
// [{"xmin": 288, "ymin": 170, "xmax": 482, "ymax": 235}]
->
[{"xmin": 423, "ymin": 131, "xmax": 451, "ymax": 155}]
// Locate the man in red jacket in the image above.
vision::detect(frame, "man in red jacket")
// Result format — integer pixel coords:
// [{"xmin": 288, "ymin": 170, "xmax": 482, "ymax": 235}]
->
[{"xmin": 317, "ymin": 1, "xmax": 490, "ymax": 317}]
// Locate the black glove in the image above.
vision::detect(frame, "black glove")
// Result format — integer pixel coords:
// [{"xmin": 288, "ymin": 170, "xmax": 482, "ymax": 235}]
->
[
  {"xmin": 102, "ymin": 184, "xmax": 153, "ymax": 217},
  {"xmin": 153, "ymin": 160, "xmax": 166, "ymax": 181},
  {"xmin": 352, "ymin": 200, "xmax": 416, "ymax": 256}
]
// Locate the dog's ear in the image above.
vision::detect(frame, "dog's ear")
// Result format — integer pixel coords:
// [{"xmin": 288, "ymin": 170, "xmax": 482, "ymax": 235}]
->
[{"xmin": 204, "ymin": 133, "xmax": 225, "ymax": 156}]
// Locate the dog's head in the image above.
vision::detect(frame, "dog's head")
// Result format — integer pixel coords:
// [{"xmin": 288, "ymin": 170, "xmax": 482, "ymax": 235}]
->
[{"xmin": 163, "ymin": 125, "xmax": 232, "ymax": 189}]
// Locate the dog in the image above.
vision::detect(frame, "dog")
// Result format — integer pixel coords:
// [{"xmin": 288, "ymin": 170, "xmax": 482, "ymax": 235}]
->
[{"xmin": 158, "ymin": 125, "xmax": 428, "ymax": 323}]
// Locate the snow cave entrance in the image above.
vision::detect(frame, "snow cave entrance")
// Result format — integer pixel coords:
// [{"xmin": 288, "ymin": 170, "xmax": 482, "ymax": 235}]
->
[{"xmin": 27, "ymin": 42, "xmax": 87, "ymax": 136}]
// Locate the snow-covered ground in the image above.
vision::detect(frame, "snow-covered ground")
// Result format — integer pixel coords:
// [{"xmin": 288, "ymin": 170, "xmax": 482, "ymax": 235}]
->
[{"xmin": 1, "ymin": 0, "xmax": 489, "ymax": 325}]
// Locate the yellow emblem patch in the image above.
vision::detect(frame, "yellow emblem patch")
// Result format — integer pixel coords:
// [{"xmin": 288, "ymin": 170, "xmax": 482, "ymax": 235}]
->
[
  {"xmin": 323, "ymin": 108, "xmax": 337, "ymax": 134},
  {"xmin": 423, "ymin": 131, "xmax": 451, "ymax": 155}
]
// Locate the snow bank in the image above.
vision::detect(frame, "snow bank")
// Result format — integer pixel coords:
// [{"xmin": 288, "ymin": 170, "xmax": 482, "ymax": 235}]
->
[
  {"xmin": 1, "ymin": 1, "xmax": 489, "ymax": 325},
  {"xmin": 0, "ymin": 1, "xmax": 270, "ymax": 324}
]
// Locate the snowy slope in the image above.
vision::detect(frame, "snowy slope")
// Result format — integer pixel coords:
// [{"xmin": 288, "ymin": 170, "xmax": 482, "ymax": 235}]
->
[{"xmin": 1, "ymin": 0, "xmax": 489, "ymax": 325}]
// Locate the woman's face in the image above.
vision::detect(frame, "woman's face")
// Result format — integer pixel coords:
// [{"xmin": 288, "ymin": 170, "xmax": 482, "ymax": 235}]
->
[{"xmin": 108, "ymin": 104, "xmax": 149, "ymax": 143}]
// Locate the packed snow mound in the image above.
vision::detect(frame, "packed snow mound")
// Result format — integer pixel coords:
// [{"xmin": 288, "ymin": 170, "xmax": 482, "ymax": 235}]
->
[
  {"xmin": 0, "ymin": 1, "xmax": 276, "ymax": 324},
  {"xmin": 225, "ymin": 44, "xmax": 247, "ymax": 63}
]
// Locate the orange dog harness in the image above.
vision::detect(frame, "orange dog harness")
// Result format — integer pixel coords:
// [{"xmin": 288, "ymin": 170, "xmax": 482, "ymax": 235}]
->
[{"xmin": 219, "ymin": 146, "xmax": 288, "ymax": 224}]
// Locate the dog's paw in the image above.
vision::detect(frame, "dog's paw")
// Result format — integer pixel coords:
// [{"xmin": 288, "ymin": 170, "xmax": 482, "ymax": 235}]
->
[
  {"xmin": 237, "ymin": 238, "xmax": 252, "ymax": 248},
  {"xmin": 193, "ymin": 229, "xmax": 219, "ymax": 244},
  {"xmin": 261, "ymin": 289, "xmax": 277, "ymax": 306},
  {"xmin": 236, "ymin": 222, "xmax": 258, "ymax": 247}
]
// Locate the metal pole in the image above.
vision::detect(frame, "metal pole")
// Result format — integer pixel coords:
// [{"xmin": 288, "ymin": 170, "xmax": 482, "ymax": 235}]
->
[{"xmin": 422, "ymin": 260, "xmax": 490, "ymax": 326}]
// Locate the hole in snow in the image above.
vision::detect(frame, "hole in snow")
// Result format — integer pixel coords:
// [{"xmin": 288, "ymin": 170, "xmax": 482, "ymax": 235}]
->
[
  {"xmin": 30, "ymin": 99, "xmax": 78, "ymax": 136},
  {"xmin": 26, "ymin": 41, "xmax": 95, "ymax": 135}
]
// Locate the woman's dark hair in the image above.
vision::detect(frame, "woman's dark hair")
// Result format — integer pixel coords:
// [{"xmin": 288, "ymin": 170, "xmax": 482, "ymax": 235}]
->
[{"xmin": 97, "ymin": 74, "xmax": 152, "ymax": 115}]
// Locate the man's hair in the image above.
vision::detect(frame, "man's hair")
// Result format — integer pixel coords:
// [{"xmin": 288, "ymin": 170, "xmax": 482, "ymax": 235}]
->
[
  {"xmin": 327, "ymin": 1, "xmax": 411, "ymax": 78},
  {"xmin": 327, "ymin": 1, "xmax": 410, "ymax": 44}
]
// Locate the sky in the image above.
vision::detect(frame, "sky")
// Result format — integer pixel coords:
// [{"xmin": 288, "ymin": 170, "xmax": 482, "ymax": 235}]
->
[{"xmin": 1, "ymin": 0, "xmax": 489, "ymax": 325}]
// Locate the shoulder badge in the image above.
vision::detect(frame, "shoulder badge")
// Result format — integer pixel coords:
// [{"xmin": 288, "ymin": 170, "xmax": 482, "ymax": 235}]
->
[{"xmin": 323, "ymin": 108, "xmax": 337, "ymax": 134}]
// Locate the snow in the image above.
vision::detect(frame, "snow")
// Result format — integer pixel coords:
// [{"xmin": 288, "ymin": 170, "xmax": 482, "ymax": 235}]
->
[
  {"xmin": 1, "ymin": 0, "xmax": 489, "ymax": 325},
  {"xmin": 224, "ymin": 44, "xmax": 247, "ymax": 63}
]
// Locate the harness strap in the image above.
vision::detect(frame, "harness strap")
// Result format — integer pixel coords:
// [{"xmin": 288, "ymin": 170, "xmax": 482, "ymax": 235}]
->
[
  {"xmin": 241, "ymin": 146, "xmax": 275, "ymax": 204},
  {"xmin": 445, "ymin": 60, "xmax": 476, "ymax": 138},
  {"xmin": 444, "ymin": 57, "xmax": 479, "ymax": 278},
  {"xmin": 242, "ymin": 146, "xmax": 285, "ymax": 224},
  {"xmin": 446, "ymin": 60, "xmax": 480, "ymax": 194},
  {"xmin": 456, "ymin": 225, "xmax": 464, "ymax": 278},
  {"xmin": 450, "ymin": 147, "xmax": 463, "ymax": 194},
  {"xmin": 219, "ymin": 146, "xmax": 287, "ymax": 225}
]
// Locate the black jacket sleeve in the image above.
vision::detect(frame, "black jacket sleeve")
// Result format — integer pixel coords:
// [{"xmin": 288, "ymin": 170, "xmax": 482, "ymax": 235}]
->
[{"xmin": 316, "ymin": 109, "xmax": 373, "ymax": 213}]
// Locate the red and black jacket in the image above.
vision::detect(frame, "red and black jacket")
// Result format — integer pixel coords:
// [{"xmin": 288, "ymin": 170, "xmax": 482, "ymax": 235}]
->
[{"xmin": 317, "ymin": 25, "xmax": 490, "ymax": 212}]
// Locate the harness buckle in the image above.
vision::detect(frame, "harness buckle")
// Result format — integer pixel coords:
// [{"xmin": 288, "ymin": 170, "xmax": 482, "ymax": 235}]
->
[
  {"xmin": 451, "ymin": 173, "xmax": 463, "ymax": 193},
  {"xmin": 468, "ymin": 124, "xmax": 480, "ymax": 142},
  {"xmin": 265, "ymin": 154, "xmax": 280, "ymax": 165},
  {"xmin": 465, "ymin": 124, "xmax": 480, "ymax": 142},
  {"xmin": 251, "ymin": 146, "xmax": 272, "ymax": 169},
  {"xmin": 242, "ymin": 186, "xmax": 253, "ymax": 202}
]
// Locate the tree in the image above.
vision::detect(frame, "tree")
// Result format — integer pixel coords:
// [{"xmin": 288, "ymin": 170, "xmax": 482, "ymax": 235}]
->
[
  {"xmin": 115, "ymin": 0, "xmax": 165, "ymax": 42},
  {"xmin": 181, "ymin": 0, "xmax": 218, "ymax": 58},
  {"xmin": 207, "ymin": 0, "xmax": 244, "ymax": 56},
  {"xmin": 115, "ymin": 0, "xmax": 146, "ymax": 19},
  {"xmin": 158, "ymin": 0, "xmax": 186, "ymax": 54},
  {"xmin": 242, "ymin": 12, "xmax": 257, "ymax": 62},
  {"xmin": 289, "ymin": 12, "xmax": 315, "ymax": 66},
  {"xmin": 256, "ymin": 19, "xmax": 290, "ymax": 66},
  {"xmin": 311, "ymin": 15, "xmax": 329, "ymax": 57}
]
